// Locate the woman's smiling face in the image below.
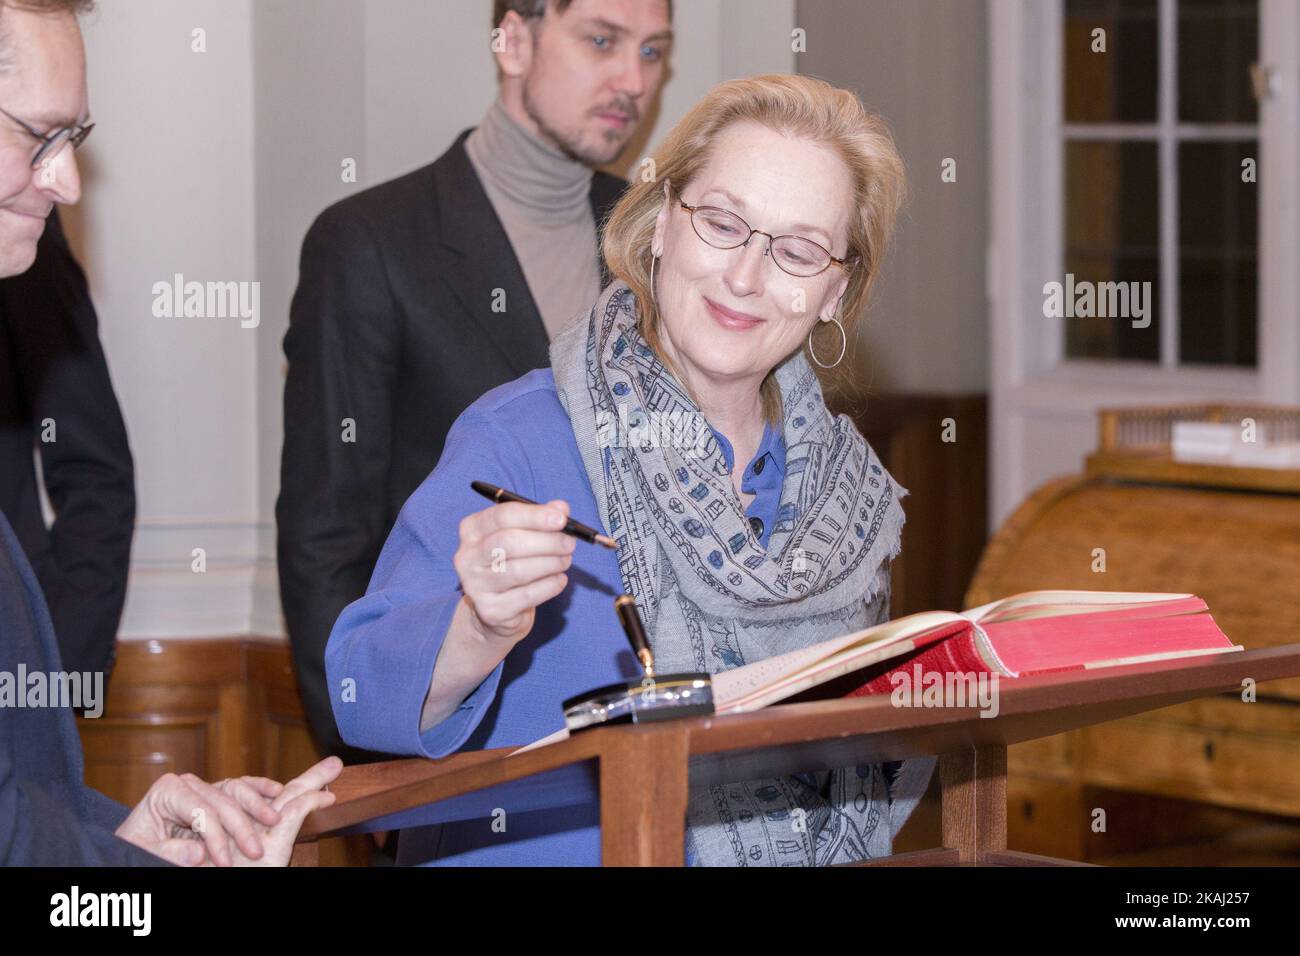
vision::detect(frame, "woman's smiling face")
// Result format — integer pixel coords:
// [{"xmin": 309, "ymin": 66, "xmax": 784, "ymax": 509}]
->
[{"xmin": 650, "ymin": 120, "xmax": 855, "ymax": 390}]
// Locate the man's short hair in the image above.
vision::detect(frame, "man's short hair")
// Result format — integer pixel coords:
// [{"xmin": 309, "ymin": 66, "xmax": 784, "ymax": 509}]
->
[
  {"xmin": 0, "ymin": 0, "xmax": 94, "ymax": 15},
  {"xmin": 492, "ymin": 0, "xmax": 671, "ymax": 28},
  {"xmin": 494, "ymin": 0, "xmax": 574, "ymax": 26},
  {"xmin": 0, "ymin": 0, "xmax": 94, "ymax": 71}
]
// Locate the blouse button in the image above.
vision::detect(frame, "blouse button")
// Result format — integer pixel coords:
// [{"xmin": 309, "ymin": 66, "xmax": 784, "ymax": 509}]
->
[{"xmin": 748, "ymin": 516, "xmax": 765, "ymax": 539}]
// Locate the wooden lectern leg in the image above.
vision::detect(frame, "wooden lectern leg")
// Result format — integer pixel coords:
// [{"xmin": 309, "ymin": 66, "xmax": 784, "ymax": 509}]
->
[
  {"xmin": 600, "ymin": 726, "xmax": 690, "ymax": 866},
  {"xmin": 289, "ymin": 839, "xmax": 320, "ymax": 867},
  {"xmin": 940, "ymin": 744, "xmax": 1007, "ymax": 864}
]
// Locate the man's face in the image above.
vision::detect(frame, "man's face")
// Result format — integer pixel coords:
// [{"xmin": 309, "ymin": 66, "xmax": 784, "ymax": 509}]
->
[
  {"xmin": 0, "ymin": 6, "xmax": 85, "ymax": 278},
  {"xmin": 519, "ymin": 0, "xmax": 671, "ymax": 167}
]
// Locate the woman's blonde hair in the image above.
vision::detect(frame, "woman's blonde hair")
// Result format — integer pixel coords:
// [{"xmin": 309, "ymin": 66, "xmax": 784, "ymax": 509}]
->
[{"xmin": 602, "ymin": 73, "xmax": 907, "ymax": 425}]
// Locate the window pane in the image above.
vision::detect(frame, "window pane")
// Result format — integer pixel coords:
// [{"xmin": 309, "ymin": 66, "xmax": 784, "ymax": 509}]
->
[
  {"xmin": 1064, "ymin": 141, "xmax": 1161, "ymax": 361},
  {"xmin": 1179, "ymin": 140, "xmax": 1258, "ymax": 365},
  {"xmin": 1065, "ymin": 0, "xmax": 1159, "ymax": 123},
  {"xmin": 1179, "ymin": 0, "xmax": 1258, "ymax": 123},
  {"xmin": 1063, "ymin": 256, "xmax": 1162, "ymax": 361}
]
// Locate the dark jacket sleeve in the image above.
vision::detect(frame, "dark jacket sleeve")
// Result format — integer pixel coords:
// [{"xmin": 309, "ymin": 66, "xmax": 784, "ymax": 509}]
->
[
  {"xmin": 81, "ymin": 781, "xmax": 132, "ymax": 832},
  {"xmin": 0, "ymin": 748, "xmax": 168, "ymax": 866},
  {"xmin": 0, "ymin": 209, "xmax": 135, "ymax": 678},
  {"xmin": 0, "ymin": 512, "xmax": 162, "ymax": 867},
  {"xmin": 277, "ymin": 205, "xmax": 400, "ymax": 761}
]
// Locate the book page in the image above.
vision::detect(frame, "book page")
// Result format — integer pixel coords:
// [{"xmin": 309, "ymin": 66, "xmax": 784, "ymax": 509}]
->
[
  {"xmin": 969, "ymin": 589, "xmax": 1195, "ymax": 624},
  {"xmin": 508, "ymin": 726, "xmax": 569, "ymax": 756},
  {"xmin": 1082, "ymin": 644, "xmax": 1244, "ymax": 670},
  {"xmin": 716, "ymin": 637, "xmax": 923, "ymax": 713},
  {"xmin": 988, "ymin": 595, "xmax": 1206, "ymax": 625},
  {"xmin": 711, "ymin": 610, "xmax": 969, "ymax": 711}
]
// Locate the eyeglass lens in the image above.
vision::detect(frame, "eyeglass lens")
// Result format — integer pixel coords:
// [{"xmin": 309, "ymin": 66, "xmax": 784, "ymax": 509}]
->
[{"xmin": 690, "ymin": 205, "xmax": 830, "ymax": 277}]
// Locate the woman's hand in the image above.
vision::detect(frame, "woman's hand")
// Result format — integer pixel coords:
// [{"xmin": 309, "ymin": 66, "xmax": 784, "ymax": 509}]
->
[
  {"xmin": 419, "ymin": 498, "xmax": 578, "ymax": 732},
  {"xmin": 454, "ymin": 498, "xmax": 576, "ymax": 645}
]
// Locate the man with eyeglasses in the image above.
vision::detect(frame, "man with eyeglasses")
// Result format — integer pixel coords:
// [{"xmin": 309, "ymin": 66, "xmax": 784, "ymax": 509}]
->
[
  {"xmin": 0, "ymin": 37, "xmax": 88, "ymax": 272},
  {"xmin": 277, "ymin": 0, "xmax": 673, "ymax": 764},
  {"xmin": 0, "ymin": 0, "xmax": 341, "ymax": 867},
  {"xmin": 0, "ymin": 82, "xmax": 133, "ymax": 689}
]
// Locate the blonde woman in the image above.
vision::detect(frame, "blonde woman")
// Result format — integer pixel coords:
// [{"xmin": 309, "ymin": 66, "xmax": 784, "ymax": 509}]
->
[{"xmin": 326, "ymin": 73, "xmax": 934, "ymax": 866}]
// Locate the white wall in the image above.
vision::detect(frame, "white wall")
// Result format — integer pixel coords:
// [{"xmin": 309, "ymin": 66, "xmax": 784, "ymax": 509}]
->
[
  {"xmin": 72, "ymin": 0, "xmax": 794, "ymax": 639},
  {"xmin": 250, "ymin": 0, "xmax": 369, "ymax": 635},
  {"xmin": 73, "ymin": 0, "xmax": 259, "ymax": 637},
  {"xmin": 796, "ymin": 0, "xmax": 990, "ymax": 395}
]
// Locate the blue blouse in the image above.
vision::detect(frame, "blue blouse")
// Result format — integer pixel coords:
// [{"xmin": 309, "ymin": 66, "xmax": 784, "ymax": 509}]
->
[
  {"xmin": 325, "ymin": 368, "xmax": 785, "ymax": 866},
  {"xmin": 710, "ymin": 418, "xmax": 784, "ymax": 549}
]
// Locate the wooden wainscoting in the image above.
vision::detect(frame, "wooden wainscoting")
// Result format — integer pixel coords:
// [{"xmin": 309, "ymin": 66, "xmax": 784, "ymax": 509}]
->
[
  {"xmin": 77, "ymin": 638, "xmax": 370, "ymax": 866},
  {"xmin": 831, "ymin": 390, "xmax": 989, "ymax": 618}
]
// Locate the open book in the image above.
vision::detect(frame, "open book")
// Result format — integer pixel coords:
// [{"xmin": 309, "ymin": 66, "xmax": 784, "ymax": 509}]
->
[{"xmin": 511, "ymin": 589, "xmax": 1241, "ymax": 754}]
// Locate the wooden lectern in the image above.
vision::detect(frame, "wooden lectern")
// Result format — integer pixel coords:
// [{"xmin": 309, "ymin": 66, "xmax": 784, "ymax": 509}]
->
[{"xmin": 291, "ymin": 644, "xmax": 1300, "ymax": 866}]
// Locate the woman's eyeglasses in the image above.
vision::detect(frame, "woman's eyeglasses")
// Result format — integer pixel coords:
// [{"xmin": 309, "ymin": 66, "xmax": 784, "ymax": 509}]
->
[
  {"xmin": 0, "ymin": 106, "xmax": 94, "ymax": 170},
  {"xmin": 677, "ymin": 191, "xmax": 852, "ymax": 278}
]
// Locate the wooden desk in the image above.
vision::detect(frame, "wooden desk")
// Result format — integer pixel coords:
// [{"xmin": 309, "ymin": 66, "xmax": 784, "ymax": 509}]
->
[
  {"xmin": 293, "ymin": 644, "xmax": 1300, "ymax": 866},
  {"xmin": 968, "ymin": 403, "xmax": 1300, "ymax": 859}
]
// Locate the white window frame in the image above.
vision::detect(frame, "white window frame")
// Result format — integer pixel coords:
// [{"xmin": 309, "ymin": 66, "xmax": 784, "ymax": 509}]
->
[{"xmin": 988, "ymin": 0, "xmax": 1299, "ymax": 524}]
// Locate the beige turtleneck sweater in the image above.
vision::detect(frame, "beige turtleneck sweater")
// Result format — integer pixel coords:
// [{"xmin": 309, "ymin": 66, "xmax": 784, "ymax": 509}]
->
[{"xmin": 464, "ymin": 97, "xmax": 604, "ymax": 341}]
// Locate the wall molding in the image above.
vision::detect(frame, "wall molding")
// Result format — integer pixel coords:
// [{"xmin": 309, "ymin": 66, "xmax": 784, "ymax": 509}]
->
[{"xmin": 119, "ymin": 520, "xmax": 282, "ymax": 639}]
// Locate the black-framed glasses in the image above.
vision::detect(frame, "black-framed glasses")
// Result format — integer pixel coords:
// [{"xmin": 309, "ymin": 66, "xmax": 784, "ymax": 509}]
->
[
  {"xmin": 0, "ymin": 106, "xmax": 94, "ymax": 170},
  {"xmin": 677, "ymin": 191, "xmax": 852, "ymax": 278}
]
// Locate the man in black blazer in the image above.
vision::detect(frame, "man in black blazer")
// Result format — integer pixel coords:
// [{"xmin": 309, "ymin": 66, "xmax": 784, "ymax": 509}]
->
[
  {"xmin": 0, "ymin": 208, "xmax": 134, "ymax": 683},
  {"xmin": 0, "ymin": 0, "xmax": 340, "ymax": 867},
  {"xmin": 277, "ymin": 0, "xmax": 673, "ymax": 760}
]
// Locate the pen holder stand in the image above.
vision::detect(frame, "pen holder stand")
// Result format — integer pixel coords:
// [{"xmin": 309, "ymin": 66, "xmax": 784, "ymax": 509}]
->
[{"xmin": 562, "ymin": 672, "xmax": 714, "ymax": 733}]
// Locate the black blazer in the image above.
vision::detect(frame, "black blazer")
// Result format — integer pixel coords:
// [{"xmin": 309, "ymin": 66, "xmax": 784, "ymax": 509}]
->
[
  {"xmin": 277, "ymin": 128, "xmax": 628, "ymax": 760},
  {"xmin": 0, "ymin": 209, "xmax": 135, "ymax": 679}
]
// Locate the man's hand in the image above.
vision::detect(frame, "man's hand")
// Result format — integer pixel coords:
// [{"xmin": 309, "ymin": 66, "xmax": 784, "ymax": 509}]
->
[
  {"xmin": 211, "ymin": 757, "xmax": 343, "ymax": 867},
  {"xmin": 115, "ymin": 771, "xmax": 286, "ymax": 866},
  {"xmin": 115, "ymin": 757, "xmax": 343, "ymax": 866}
]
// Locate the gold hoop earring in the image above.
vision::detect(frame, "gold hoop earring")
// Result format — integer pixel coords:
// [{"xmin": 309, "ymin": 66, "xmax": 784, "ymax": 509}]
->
[
  {"xmin": 649, "ymin": 252, "xmax": 658, "ymax": 304},
  {"xmin": 808, "ymin": 316, "xmax": 847, "ymax": 369}
]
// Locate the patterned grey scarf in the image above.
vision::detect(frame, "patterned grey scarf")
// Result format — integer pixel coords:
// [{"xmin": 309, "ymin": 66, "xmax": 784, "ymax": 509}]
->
[{"xmin": 550, "ymin": 280, "xmax": 935, "ymax": 866}]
